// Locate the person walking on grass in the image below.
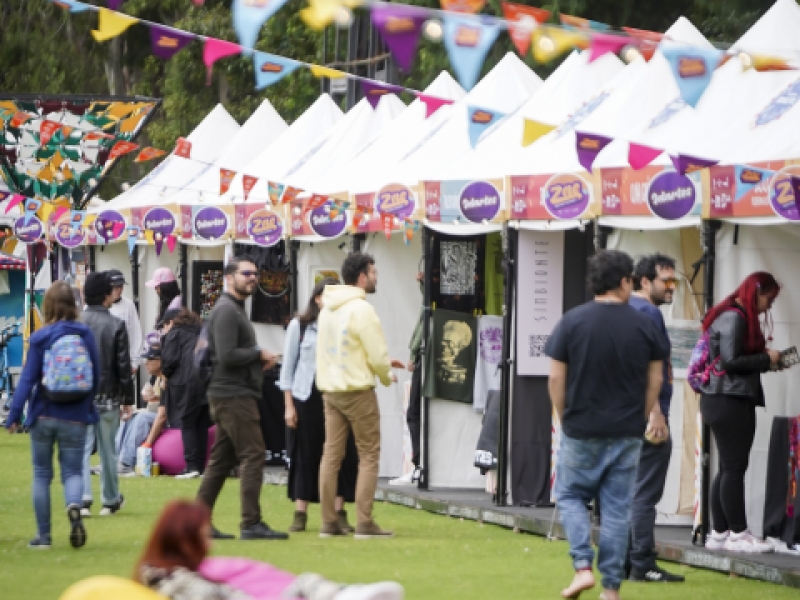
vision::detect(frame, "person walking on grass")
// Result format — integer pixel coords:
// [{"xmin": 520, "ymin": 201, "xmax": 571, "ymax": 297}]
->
[
  {"xmin": 196, "ymin": 257, "xmax": 288, "ymax": 541},
  {"xmin": 108, "ymin": 269, "xmax": 143, "ymax": 377},
  {"xmin": 316, "ymin": 252, "xmax": 404, "ymax": 539},
  {"xmin": 81, "ymin": 271, "xmax": 135, "ymax": 517},
  {"xmin": 5, "ymin": 281, "xmax": 100, "ymax": 549},
  {"xmin": 279, "ymin": 278, "xmax": 359, "ymax": 534},
  {"xmin": 545, "ymin": 250, "xmax": 668, "ymax": 600}
]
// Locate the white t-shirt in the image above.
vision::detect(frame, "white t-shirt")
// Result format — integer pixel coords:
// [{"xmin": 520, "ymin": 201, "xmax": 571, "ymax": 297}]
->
[{"xmin": 110, "ymin": 295, "xmax": 143, "ymax": 368}]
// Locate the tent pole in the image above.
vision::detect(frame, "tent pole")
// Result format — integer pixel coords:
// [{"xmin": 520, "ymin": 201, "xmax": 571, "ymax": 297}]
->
[
  {"xmin": 418, "ymin": 226, "xmax": 432, "ymax": 490},
  {"xmin": 130, "ymin": 245, "xmax": 140, "ymax": 316},
  {"xmin": 495, "ymin": 224, "xmax": 516, "ymax": 506},
  {"xmin": 289, "ymin": 240, "xmax": 300, "ymax": 316},
  {"xmin": 88, "ymin": 245, "xmax": 96, "ymax": 274},
  {"xmin": 180, "ymin": 243, "xmax": 188, "ymax": 308}
]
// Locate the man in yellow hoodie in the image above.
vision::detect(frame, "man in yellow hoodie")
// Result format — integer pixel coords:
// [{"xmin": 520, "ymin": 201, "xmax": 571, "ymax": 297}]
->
[{"xmin": 316, "ymin": 252, "xmax": 400, "ymax": 538}]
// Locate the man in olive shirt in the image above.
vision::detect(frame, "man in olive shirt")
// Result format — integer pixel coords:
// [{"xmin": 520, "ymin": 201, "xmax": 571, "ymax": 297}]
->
[{"xmin": 196, "ymin": 257, "xmax": 287, "ymax": 540}]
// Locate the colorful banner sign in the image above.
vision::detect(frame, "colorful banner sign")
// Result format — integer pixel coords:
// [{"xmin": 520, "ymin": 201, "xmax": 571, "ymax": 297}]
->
[
  {"xmin": 54, "ymin": 214, "xmax": 85, "ymax": 248},
  {"xmin": 460, "ymin": 180, "xmax": 501, "ymax": 222},
  {"xmin": 543, "ymin": 173, "xmax": 591, "ymax": 220},
  {"xmin": 770, "ymin": 169, "xmax": 800, "ymax": 221},
  {"xmin": 422, "ymin": 179, "xmax": 504, "ymax": 223},
  {"xmin": 246, "ymin": 208, "xmax": 283, "ymax": 246},
  {"xmin": 194, "ymin": 205, "xmax": 229, "ymax": 240},
  {"xmin": 706, "ymin": 161, "xmax": 784, "ymax": 218},
  {"xmin": 375, "ymin": 183, "xmax": 416, "ymax": 220},
  {"xmin": 308, "ymin": 203, "xmax": 348, "ymax": 238},
  {"xmin": 95, "ymin": 209, "xmax": 126, "ymax": 242},
  {"xmin": 646, "ymin": 171, "xmax": 696, "ymax": 220},
  {"xmin": 734, "ymin": 165, "xmax": 775, "ymax": 202},
  {"xmin": 142, "ymin": 206, "xmax": 176, "ymax": 237},
  {"xmin": 13, "ymin": 216, "xmax": 43, "ymax": 244}
]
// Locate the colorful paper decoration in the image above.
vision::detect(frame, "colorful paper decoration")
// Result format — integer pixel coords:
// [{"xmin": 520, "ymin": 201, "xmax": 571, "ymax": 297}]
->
[
  {"xmin": 381, "ymin": 213, "xmax": 394, "ymax": 239},
  {"xmin": 560, "ymin": 14, "xmax": 610, "ymax": 31},
  {"xmin": 253, "ymin": 53, "xmax": 300, "ymax": 90},
  {"xmin": 588, "ymin": 33, "xmax": 629, "ymax": 63},
  {"xmin": 268, "ymin": 181, "xmax": 285, "ymax": 205},
  {"xmin": 91, "ymin": 8, "xmax": 138, "ymax": 42},
  {"xmin": 748, "ymin": 55, "xmax": 795, "ymax": 72},
  {"xmin": 467, "ymin": 106, "xmax": 506, "ymax": 148},
  {"xmin": 575, "ymin": 131, "xmax": 612, "ymax": 173},
  {"xmin": 52, "ymin": 0, "xmax": 91, "ymax": 12},
  {"xmin": 24, "ymin": 199, "xmax": 42, "ymax": 225},
  {"xmin": 242, "ymin": 175, "xmax": 259, "ymax": 202},
  {"xmin": 361, "ymin": 81, "xmax": 404, "ymax": 108},
  {"xmin": 307, "ymin": 194, "xmax": 328, "ymax": 211},
  {"xmin": 310, "ymin": 65, "xmax": 347, "ymax": 79},
  {"xmin": 108, "ymin": 140, "xmax": 139, "ymax": 160},
  {"xmin": 403, "ymin": 219, "xmax": 420, "ymax": 245},
  {"xmin": 203, "ymin": 39, "xmax": 242, "ymax": 86},
  {"xmin": 149, "ymin": 25, "xmax": 194, "ymax": 60},
  {"xmin": 282, "ymin": 186, "xmax": 302, "ymax": 204},
  {"xmin": 69, "ymin": 210, "xmax": 86, "ymax": 235},
  {"xmin": 660, "ymin": 42, "xmax": 724, "ymax": 108},
  {"xmin": 39, "ymin": 121, "xmax": 62, "ymax": 146},
  {"xmin": 501, "ymin": 2, "xmax": 551, "ymax": 57},
  {"xmin": 232, "ymin": 0, "xmax": 291, "ymax": 52},
  {"xmin": 532, "ymin": 26, "xmax": 590, "ymax": 63},
  {"xmin": 52, "ymin": 206, "xmax": 70, "ymax": 223},
  {"xmin": 671, "ymin": 153, "xmax": 718, "ymax": 175},
  {"xmin": 442, "ymin": 16, "xmax": 501, "ymax": 91},
  {"xmin": 521, "ymin": 119, "xmax": 555, "ymax": 147},
  {"xmin": 440, "ymin": 0, "xmax": 485, "ymax": 13},
  {"xmin": 174, "ymin": 137, "xmax": 192, "ymax": 158},
  {"xmin": 3, "ymin": 194, "xmax": 23, "ymax": 215},
  {"xmin": 622, "ymin": 27, "xmax": 662, "ymax": 62},
  {"xmin": 107, "ymin": 0, "xmax": 125, "ymax": 9},
  {"xmin": 371, "ymin": 5, "xmax": 427, "ymax": 72},
  {"xmin": 127, "ymin": 226, "xmax": 140, "ymax": 255},
  {"xmin": 734, "ymin": 165, "xmax": 774, "ymax": 202},
  {"xmin": 134, "ymin": 147, "xmax": 166, "ymax": 163},
  {"xmin": 628, "ymin": 143, "xmax": 663, "ymax": 170},
  {"xmin": 220, "ymin": 169, "xmax": 236, "ymax": 196},
  {"xmin": 416, "ymin": 94, "xmax": 454, "ymax": 118},
  {"xmin": 166, "ymin": 234, "xmax": 177, "ymax": 253},
  {"xmin": 301, "ymin": 0, "xmax": 363, "ymax": 30}
]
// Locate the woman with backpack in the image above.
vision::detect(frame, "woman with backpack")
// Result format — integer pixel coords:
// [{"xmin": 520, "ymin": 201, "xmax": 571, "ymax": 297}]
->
[
  {"xmin": 4, "ymin": 281, "xmax": 100, "ymax": 549},
  {"xmin": 699, "ymin": 271, "xmax": 783, "ymax": 553},
  {"xmin": 278, "ymin": 278, "xmax": 358, "ymax": 533},
  {"xmin": 161, "ymin": 308, "xmax": 210, "ymax": 479}
]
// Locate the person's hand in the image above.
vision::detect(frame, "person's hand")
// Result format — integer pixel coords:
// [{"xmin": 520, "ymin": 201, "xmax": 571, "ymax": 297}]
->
[
  {"xmin": 7, "ymin": 423, "xmax": 18, "ymax": 434},
  {"xmin": 768, "ymin": 349, "xmax": 782, "ymax": 368},
  {"xmin": 285, "ymin": 404, "xmax": 298, "ymax": 429},
  {"xmin": 260, "ymin": 349, "xmax": 277, "ymax": 369},
  {"xmin": 120, "ymin": 405, "xmax": 134, "ymax": 421},
  {"xmin": 645, "ymin": 411, "xmax": 668, "ymax": 444},
  {"xmin": 407, "ymin": 361, "xmax": 415, "ymax": 372},
  {"xmin": 390, "ymin": 359, "xmax": 405, "ymax": 369}
]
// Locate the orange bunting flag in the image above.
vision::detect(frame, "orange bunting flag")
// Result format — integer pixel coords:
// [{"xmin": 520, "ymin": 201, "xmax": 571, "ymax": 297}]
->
[
  {"xmin": 108, "ymin": 141, "xmax": 139, "ymax": 160},
  {"xmin": 306, "ymin": 194, "xmax": 328, "ymax": 211},
  {"xmin": 10, "ymin": 111, "xmax": 32, "ymax": 129},
  {"xmin": 174, "ymin": 137, "xmax": 192, "ymax": 158},
  {"xmin": 242, "ymin": 175, "xmax": 259, "ymax": 202},
  {"xmin": 84, "ymin": 131, "xmax": 115, "ymax": 141},
  {"xmin": 282, "ymin": 186, "xmax": 302, "ymax": 204},
  {"xmin": 352, "ymin": 206, "xmax": 364, "ymax": 230},
  {"xmin": 501, "ymin": 2, "xmax": 551, "ymax": 57},
  {"xmin": 220, "ymin": 169, "xmax": 236, "ymax": 196},
  {"xmin": 39, "ymin": 121, "xmax": 62, "ymax": 146},
  {"xmin": 621, "ymin": 27, "xmax": 663, "ymax": 62},
  {"xmin": 381, "ymin": 213, "xmax": 394, "ymax": 240},
  {"xmin": 134, "ymin": 147, "xmax": 167, "ymax": 163}
]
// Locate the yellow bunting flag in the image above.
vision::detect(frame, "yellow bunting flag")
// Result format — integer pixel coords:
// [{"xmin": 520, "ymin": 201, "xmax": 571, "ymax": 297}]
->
[
  {"xmin": 521, "ymin": 119, "xmax": 555, "ymax": 147},
  {"xmin": 532, "ymin": 26, "xmax": 589, "ymax": 64},
  {"xmin": 91, "ymin": 8, "xmax": 138, "ymax": 42},
  {"xmin": 752, "ymin": 55, "xmax": 794, "ymax": 72},
  {"xmin": 37, "ymin": 202, "xmax": 56, "ymax": 224},
  {"xmin": 301, "ymin": 0, "xmax": 364, "ymax": 30},
  {"xmin": 310, "ymin": 65, "xmax": 347, "ymax": 79}
]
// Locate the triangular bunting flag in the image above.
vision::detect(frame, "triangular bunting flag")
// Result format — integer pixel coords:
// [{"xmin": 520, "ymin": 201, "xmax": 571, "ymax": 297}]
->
[
  {"xmin": 108, "ymin": 141, "xmax": 139, "ymax": 160},
  {"xmin": 734, "ymin": 165, "xmax": 774, "ymax": 202},
  {"xmin": 24, "ymin": 199, "xmax": 42, "ymax": 226},
  {"xmin": 52, "ymin": 206, "xmax": 69, "ymax": 223},
  {"xmin": 371, "ymin": 5, "xmax": 427, "ymax": 72},
  {"xmin": 282, "ymin": 186, "xmax": 302, "ymax": 204},
  {"xmin": 4, "ymin": 194, "xmax": 24, "ymax": 215},
  {"xmin": 307, "ymin": 194, "xmax": 328, "ymax": 211},
  {"xmin": 660, "ymin": 42, "xmax": 724, "ymax": 108},
  {"xmin": 352, "ymin": 206, "xmax": 365, "ymax": 231},
  {"xmin": 38, "ymin": 202, "xmax": 56, "ymax": 224},
  {"xmin": 575, "ymin": 131, "xmax": 612, "ymax": 173},
  {"xmin": 108, "ymin": 0, "xmax": 125, "ymax": 9},
  {"xmin": 10, "ymin": 111, "xmax": 32, "ymax": 129},
  {"xmin": 127, "ymin": 226, "xmax": 140, "ymax": 255},
  {"xmin": 501, "ymin": 2, "xmax": 550, "ymax": 57},
  {"xmin": 362, "ymin": 81, "xmax": 404, "ymax": 109},
  {"xmin": 521, "ymin": 119, "xmax": 555, "ymax": 147},
  {"xmin": 622, "ymin": 27, "xmax": 662, "ymax": 62},
  {"xmin": 310, "ymin": 65, "xmax": 347, "ymax": 79},
  {"xmin": 91, "ymin": 8, "xmax": 138, "ymax": 42},
  {"xmin": 560, "ymin": 14, "xmax": 610, "ymax": 31},
  {"xmin": 329, "ymin": 200, "xmax": 350, "ymax": 220},
  {"xmin": 233, "ymin": 0, "xmax": 291, "ymax": 52},
  {"xmin": 588, "ymin": 33, "xmax": 629, "ymax": 63},
  {"xmin": 381, "ymin": 213, "xmax": 394, "ymax": 240},
  {"xmin": 628, "ymin": 143, "xmax": 663, "ymax": 170},
  {"xmin": 268, "ymin": 181, "xmax": 285, "ymax": 205},
  {"xmin": 242, "ymin": 175, "xmax": 259, "ymax": 202},
  {"xmin": 39, "ymin": 121, "xmax": 62, "ymax": 146},
  {"xmin": 416, "ymin": 94, "xmax": 454, "ymax": 118},
  {"xmin": 442, "ymin": 16, "xmax": 501, "ymax": 90},
  {"xmin": 203, "ymin": 39, "xmax": 242, "ymax": 86},
  {"xmin": 166, "ymin": 234, "xmax": 177, "ymax": 254},
  {"xmin": 174, "ymin": 137, "xmax": 192, "ymax": 158},
  {"xmin": 52, "ymin": 0, "xmax": 91, "ymax": 12},
  {"xmin": 253, "ymin": 52, "xmax": 300, "ymax": 90},
  {"xmin": 403, "ymin": 219, "xmax": 420, "ymax": 245},
  {"xmin": 220, "ymin": 169, "xmax": 236, "ymax": 196},
  {"xmin": 750, "ymin": 55, "xmax": 795, "ymax": 72},
  {"xmin": 154, "ymin": 236, "xmax": 163, "ymax": 256},
  {"xmin": 670, "ymin": 154, "xmax": 718, "ymax": 175},
  {"xmin": 532, "ymin": 26, "xmax": 590, "ymax": 63},
  {"xmin": 112, "ymin": 221, "xmax": 125, "ymax": 239},
  {"xmin": 467, "ymin": 106, "xmax": 506, "ymax": 148},
  {"xmin": 69, "ymin": 211, "xmax": 86, "ymax": 235},
  {"xmin": 134, "ymin": 147, "xmax": 166, "ymax": 163},
  {"xmin": 150, "ymin": 25, "xmax": 194, "ymax": 60}
]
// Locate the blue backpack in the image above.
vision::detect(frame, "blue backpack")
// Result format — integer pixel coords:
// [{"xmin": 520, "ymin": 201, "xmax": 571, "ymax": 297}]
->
[{"xmin": 42, "ymin": 334, "xmax": 94, "ymax": 404}]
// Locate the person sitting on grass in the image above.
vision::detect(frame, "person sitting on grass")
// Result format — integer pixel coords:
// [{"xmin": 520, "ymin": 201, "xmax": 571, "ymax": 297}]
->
[{"xmin": 135, "ymin": 499, "xmax": 404, "ymax": 600}]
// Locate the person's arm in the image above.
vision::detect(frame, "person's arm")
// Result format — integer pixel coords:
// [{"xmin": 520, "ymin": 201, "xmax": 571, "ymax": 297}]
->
[
  {"xmin": 6, "ymin": 336, "xmax": 42, "ymax": 429},
  {"xmin": 284, "ymin": 390, "xmax": 297, "ymax": 428},
  {"xmin": 645, "ymin": 360, "xmax": 663, "ymax": 418},
  {"xmin": 127, "ymin": 302, "xmax": 143, "ymax": 371},
  {"xmin": 548, "ymin": 359, "xmax": 567, "ymax": 421},
  {"xmin": 717, "ymin": 311, "xmax": 772, "ymax": 373},
  {"xmin": 160, "ymin": 331, "xmax": 180, "ymax": 379},
  {"xmin": 356, "ymin": 306, "xmax": 392, "ymax": 386},
  {"xmin": 277, "ymin": 320, "xmax": 300, "ymax": 392},
  {"xmin": 211, "ymin": 306, "xmax": 261, "ymax": 367},
  {"xmin": 143, "ymin": 406, "xmax": 167, "ymax": 447}
]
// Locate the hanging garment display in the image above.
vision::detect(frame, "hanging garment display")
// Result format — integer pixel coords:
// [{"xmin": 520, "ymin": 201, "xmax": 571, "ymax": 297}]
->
[
  {"xmin": 473, "ymin": 315, "xmax": 503, "ymax": 413},
  {"xmin": 422, "ymin": 308, "xmax": 477, "ymax": 404},
  {"xmin": 430, "ymin": 231, "xmax": 485, "ymax": 314}
]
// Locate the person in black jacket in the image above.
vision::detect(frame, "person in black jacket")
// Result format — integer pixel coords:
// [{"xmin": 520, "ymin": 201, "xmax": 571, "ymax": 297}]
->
[
  {"xmin": 161, "ymin": 308, "xmax": 210, "ymax": 479},
  {"xmin": 80, "ymin": 271, "xmax": 135, "ymax": 517},
  {"xmin": 700, "ymin": 271, "xmax": 782, "ymax": 554}
]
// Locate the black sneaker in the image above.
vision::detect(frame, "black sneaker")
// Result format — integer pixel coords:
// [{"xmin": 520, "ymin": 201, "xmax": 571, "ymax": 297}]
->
[
  {"xmin": 240, "ymin": 522, "xmax": 289, "ymax": 540},
  {"xmin": 28, "ymin": 535, "xmax": 52, "ymax": 549},
  {"xmin": 211, "ymin": 525, "xmax": 235, "ymax": 540},
  {"xmin": 99, "ymin": 494, "xmax": 124, "ymax": 516},
  {"xmin": 629, "ymin": 566, "xmax": 685, "ymax": 583},
  {"xmin": 67, "ymin": 504, "xmax": 86, "ymax": 548}
]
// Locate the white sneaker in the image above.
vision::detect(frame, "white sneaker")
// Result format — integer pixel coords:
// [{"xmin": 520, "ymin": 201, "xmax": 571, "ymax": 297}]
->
[
  {"xmin": 766, "ymin": 537, "xmax": 800, "ymax": 556},
  {"xmin": 175, "ymin": 470, "xmax": 201, "ymax": 480},
  {"xmin": 388, "ymin": 471, "xmax": 414, "ymax": 486},
  {"xmin": 724, "ymin": 530, "xmax": 774, "ymax": 553},
  {"xmin": 335, "ymin": 582, "xmax": 405, "ymax": 600},
  {"xmin": 705, "ymin": 530, "xmax": 729, "ymax": 550}
]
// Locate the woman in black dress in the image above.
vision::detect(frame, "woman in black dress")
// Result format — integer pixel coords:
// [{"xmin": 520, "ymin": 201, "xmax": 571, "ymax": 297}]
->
[{"xmin": 279, "ymin": 278, "xmax": 358, "ymax": 532}]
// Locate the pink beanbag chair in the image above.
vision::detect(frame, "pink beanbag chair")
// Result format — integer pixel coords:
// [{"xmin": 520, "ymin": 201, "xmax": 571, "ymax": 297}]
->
[
  {"xmin": 199, "ymin": 557, "xmax": 298, "ymax": 600},
  {"xmin": 152, "ymin": 426, "xmax": 216, "ymax": 476}
]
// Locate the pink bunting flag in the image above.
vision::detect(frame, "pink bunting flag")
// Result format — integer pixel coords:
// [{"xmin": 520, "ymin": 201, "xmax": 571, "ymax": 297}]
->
[
  {"xmin": 416, "ymin": 94, "xmax": 454, "ymax": 118},
  {"xmin": 628, "ymin": 143, "xmax": 663, "ymax": 170},
  {"xmin": 3, "ymin": 194, "xmax": 24, "ymax": 214},
  {"xmin": 203, "ymin": 39, "xmax": 242, "ymax": 86},
  {"xmin": 52, "ymin": 206, "xmax": 70, "ymax": 223},
  {"xmin": 671, "ymin": 153, "xmax": 719, "ymax": 176},
  {"xmin": 166, "ymin": 234, "xmax": 177, "ymax": 254},
  {"xmin": 111, "ymin": 221, "xmax": 125, "ymax": 239},
  {"xmin": 588, "ymin": 33, "xmax": 629, "ymax": 63}
]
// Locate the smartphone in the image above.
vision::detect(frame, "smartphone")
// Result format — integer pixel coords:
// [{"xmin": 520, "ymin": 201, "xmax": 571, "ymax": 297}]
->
[{"xmin": 780, "ymin": 346, "xmax": 799, "ymax": 369}]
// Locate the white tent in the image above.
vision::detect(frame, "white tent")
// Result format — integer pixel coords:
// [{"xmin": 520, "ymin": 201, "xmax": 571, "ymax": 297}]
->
[{"xmin": 731, "ymin": 0, "xmax": 800, "ymax": 62}]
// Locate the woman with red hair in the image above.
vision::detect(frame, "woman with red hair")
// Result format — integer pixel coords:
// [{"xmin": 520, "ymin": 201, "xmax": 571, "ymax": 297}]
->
[{"xmin": 699, "ymin": 272, "xmax": 782, "ymax": 554}]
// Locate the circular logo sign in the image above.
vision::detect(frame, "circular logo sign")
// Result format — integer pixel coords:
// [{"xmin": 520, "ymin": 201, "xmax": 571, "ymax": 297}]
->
[
  {"xmin": 308, "ymin": 203, "xmax": 347, "ymax": 238},
  {"xmin": 543, "ymin": 174, "xmax": 590, "ymax": 220},
  {"xmin": 247, "ymin": 208, "xmax": 283, "ymax": 247},
  {"xmin": 375, "ymin": 183, "xmax": 415, "ymax": 220},
  {"xmin": 143, "ymin": 207, "xmax": 176, "ymax": 237},
  {"xmin": 769, "ymin": 168, "xmax": 800, "ymax": 221},
  {"xmin": 95, "ymin": 209, "xmax": 126, "ymax": 242},
  {"xmin": 194, "ymin": 206, "xmax": 228, "ymax": 240},
  {"xmin": 13, "ymin": 216, "xmax": 43, "ymax": 244},
  {"xmin": 646, "ymin": 171, "xmax": 696, "ymax": 220},
  {"xmin": 459, "ymin": 180, "xmax": 501, "ymax": 223},
  {"xmin": 55, "ymin": 216, "xmax": 85, "ymax": 248}
]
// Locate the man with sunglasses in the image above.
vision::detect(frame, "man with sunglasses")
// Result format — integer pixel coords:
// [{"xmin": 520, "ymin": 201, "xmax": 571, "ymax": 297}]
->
[
  {"xmin": 196, "ymin": 257, "xmax": 288, "ymax": 541},
  {"xmin": 627, "ymin": 253, "xmax": 684, "ymax": 583}
]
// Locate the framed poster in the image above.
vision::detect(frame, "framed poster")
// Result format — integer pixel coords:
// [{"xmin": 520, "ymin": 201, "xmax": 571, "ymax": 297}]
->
[{"xmin": 310, "ymin": 267, "xmax": 341, "ymax": 287}]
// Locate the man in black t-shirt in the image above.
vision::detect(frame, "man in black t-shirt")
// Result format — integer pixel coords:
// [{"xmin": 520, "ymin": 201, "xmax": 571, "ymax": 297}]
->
[{"xmin": 545, "ymin": 250, "xmax": 668, "ymax": 600}]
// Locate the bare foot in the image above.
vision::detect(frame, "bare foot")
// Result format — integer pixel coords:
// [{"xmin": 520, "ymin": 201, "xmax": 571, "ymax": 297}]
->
[
  {"xmin": 598, "ymin": 590, "xmax": 620, "ymax": 600},
  {"xmin": 561, "ymin": 570, "xmax": 596, "ymax": 599}
]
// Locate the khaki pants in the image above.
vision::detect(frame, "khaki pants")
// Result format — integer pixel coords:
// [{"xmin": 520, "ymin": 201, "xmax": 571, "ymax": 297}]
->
[{"xmin": 319, "ymin": 389, "xmax": 380, "ymax": 526}]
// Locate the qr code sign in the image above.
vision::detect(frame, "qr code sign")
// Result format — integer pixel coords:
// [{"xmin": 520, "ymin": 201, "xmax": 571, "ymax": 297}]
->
[{"xmin": 529, "ymin": 335, "xmax": 549, "ymax": 358}]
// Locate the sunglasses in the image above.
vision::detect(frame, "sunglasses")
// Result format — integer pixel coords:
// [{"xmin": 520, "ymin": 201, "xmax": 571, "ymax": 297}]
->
[
  {"xmin": 237, "ymin": 270, "xmax": 259, "ymax": 279},
  {"xmin": 659, "ymin": 277, "xmax": 678, "ymax": 287}
]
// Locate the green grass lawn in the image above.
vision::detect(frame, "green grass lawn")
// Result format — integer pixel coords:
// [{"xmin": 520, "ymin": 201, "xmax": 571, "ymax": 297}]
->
[{"xmin": 0, "ymin": 433, "xmax": 797, "ymax": 600}]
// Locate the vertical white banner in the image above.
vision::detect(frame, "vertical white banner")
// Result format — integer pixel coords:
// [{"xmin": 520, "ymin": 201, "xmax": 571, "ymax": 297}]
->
[{"xmin": 516, "ymin": 229, "xmax": 565, "ymax": 376}]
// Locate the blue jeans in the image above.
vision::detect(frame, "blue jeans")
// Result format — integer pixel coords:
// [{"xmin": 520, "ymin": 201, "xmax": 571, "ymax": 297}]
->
[
  {"xmin": 116, "ymin": 411, "xmax": 156, "ymax": 467},
  {"xmin": 30, "ymin": 417, "xmax": 87, "ymax": 538},
  {"xmin": 555, "ymin": 435, "xmax": 642, "ymax": 591},
  {"xmin": 82, "ymin": 408, "xmax": 121, "ymax": 506}
]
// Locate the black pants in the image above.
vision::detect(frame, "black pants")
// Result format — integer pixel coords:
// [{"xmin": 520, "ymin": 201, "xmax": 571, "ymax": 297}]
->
[
  {"xmin": 701, "ymin": 394, "xmax": 756, "ymax": 534},
  {"xmin": 182, "ymin": 404, "xmax": 212, "ymax": 473},
  {"xmin": 629, "ymin": 437, "xmax": 672, "ymax": 572},
  {"xmin": 408, "ymin": 360, "xmax": 422, "ymax": 467}
]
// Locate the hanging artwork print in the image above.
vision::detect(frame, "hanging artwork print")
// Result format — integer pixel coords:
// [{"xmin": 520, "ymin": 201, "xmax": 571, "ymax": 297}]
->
[
  {"xmin": 422, "ymin": 309, "xmax": 477, "ymax": 405},
  {"xmin": 473, "ymin": 315, "xmax": 503, "ymax": 413},
  {"xmin": 431, "ymin": 232, "xmax": 486, "ymax": 314},
  {"xmin": 441, "ymin": 240, "xmax": 477, "ymax": 295}
]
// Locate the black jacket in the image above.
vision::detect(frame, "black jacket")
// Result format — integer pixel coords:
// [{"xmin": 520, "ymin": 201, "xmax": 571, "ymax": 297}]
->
[
  {"xmin": 80, "ymin": 306, "xmax": 135, "ymax": 405},
  {"xmin": 700, "ymin": 308, "xmax": 770, "ymax": 406},
  {"xmin": 162, "ymin": 323, "xmax": 204, "ymax": 423}
]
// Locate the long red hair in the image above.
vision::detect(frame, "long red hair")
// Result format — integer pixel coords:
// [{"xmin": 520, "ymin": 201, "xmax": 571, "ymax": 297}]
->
[
  {"xmin": 702, "ymin": 271, "xmax": 780, "ymax": 354},
  {"xmin": 134, "ymin": 499, "xmax": 211, "ymax": 580}
]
